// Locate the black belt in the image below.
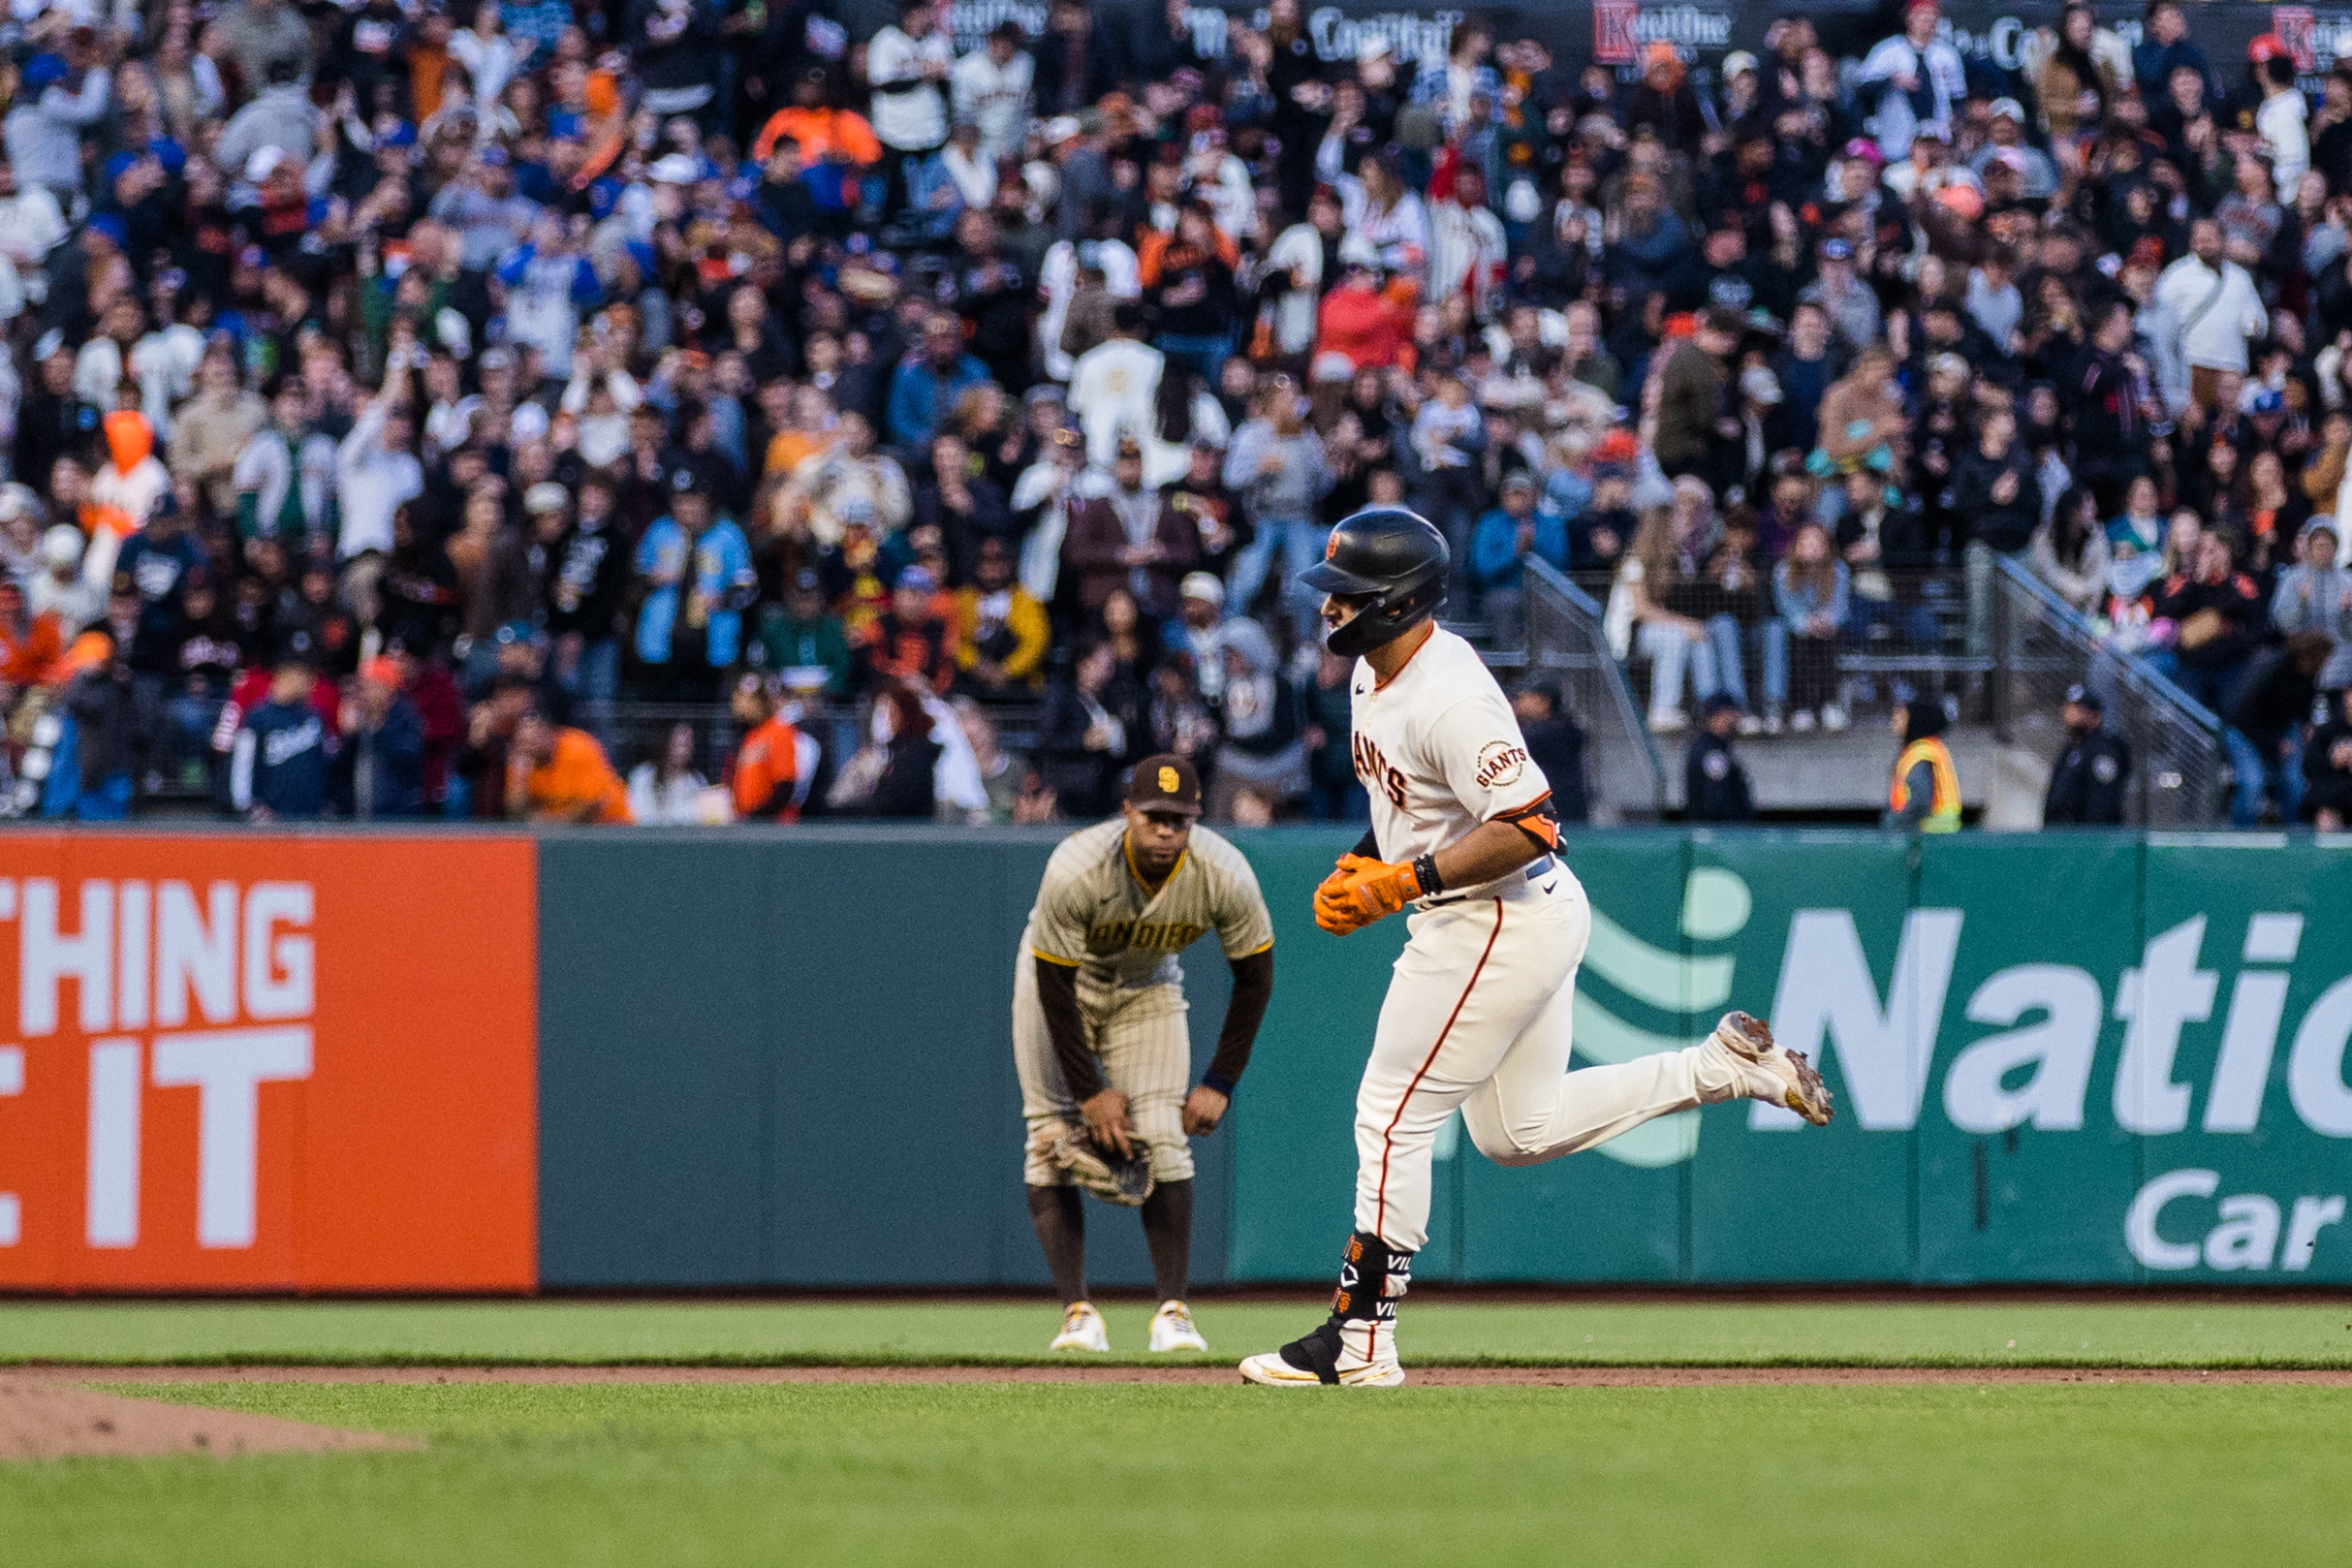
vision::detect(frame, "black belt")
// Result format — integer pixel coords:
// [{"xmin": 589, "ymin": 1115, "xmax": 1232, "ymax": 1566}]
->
[{"xmin": 1422, "ymin": 855, "xmax": 1554, "ymax": 908}]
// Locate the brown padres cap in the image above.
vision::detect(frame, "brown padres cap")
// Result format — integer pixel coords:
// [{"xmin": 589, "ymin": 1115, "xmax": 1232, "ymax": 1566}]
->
[{"xmin": 1125, "ymin": 754, "xmax": 1203, "ymax": 816}]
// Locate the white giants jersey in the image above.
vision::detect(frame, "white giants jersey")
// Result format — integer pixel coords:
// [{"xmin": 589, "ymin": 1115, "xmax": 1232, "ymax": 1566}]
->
[{"xmin": 1348, "ymin": 626, "xmax": 1558, "ymax": 898}]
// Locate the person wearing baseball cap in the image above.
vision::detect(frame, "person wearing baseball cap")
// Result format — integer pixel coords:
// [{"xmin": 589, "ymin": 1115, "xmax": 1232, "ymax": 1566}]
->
[
  {"xmin": 2043, "ymin": 685, "xmax": 2130, "ymax": 825},
  {"xmin": 1014, "ymin": 746, "xmax": 1273, "ymax": 1356},
  {"xmin": 1969, "ymin": 99, "xmax": 2057, "ymax": 198},
  {"xmin": 1125, "ymin": 751, "xmax": 1204, "ymax": 816},
  {"xmin": 339, "ymin": 655, "xmax": 427, "ymax": 818},
  {"xmin": 1467, "ymin": 469, "xmax": 1561, "ymax": 649}
]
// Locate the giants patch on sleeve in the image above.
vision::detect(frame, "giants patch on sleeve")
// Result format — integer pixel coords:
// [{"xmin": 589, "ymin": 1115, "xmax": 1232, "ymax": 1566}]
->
[{"xmin": 1474, "ymin": 740, "xmax": 1529, "ymax": 791}]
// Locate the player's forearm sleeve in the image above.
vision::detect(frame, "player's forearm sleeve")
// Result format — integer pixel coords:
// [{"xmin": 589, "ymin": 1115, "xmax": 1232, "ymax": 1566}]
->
[
  {"xmin": 1351, "ymin": 827, "xmax": 1380, "ymax": 861},
  {"xmin": 1204, "ymin": 949, "xmax": 1274, "ymax": 1095},
  {"xmin": 1034, "ymin": 956, "xmax": 1104, "ymax": 1101}
]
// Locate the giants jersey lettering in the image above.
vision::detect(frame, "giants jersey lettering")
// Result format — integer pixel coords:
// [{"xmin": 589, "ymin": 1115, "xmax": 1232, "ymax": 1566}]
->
[{"xmin": 1348, "ymin": 626, "xmax": 1554, "ymax": 896}]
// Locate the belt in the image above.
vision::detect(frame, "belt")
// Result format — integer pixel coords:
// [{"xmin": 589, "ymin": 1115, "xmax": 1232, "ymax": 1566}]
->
[{"xmin": 1421, "ymin": 855, "xmax": 1555, "ymax": 909}]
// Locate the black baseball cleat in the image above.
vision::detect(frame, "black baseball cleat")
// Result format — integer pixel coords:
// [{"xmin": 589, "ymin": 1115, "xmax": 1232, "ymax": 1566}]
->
[{"xmin": 1239, "ymin": 1318, "xmax": 1405, "ymax": 1387}]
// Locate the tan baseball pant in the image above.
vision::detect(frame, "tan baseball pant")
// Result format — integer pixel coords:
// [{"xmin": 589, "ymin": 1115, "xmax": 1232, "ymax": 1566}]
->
[{"xmin": 1013, "ymin": 957, "xmax": 1196, "ymax": 1185}]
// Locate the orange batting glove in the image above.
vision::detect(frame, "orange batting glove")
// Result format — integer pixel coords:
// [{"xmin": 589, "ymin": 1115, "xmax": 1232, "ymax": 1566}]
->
[
  {"xmin": 1314, "ymin": 853, "xmax": 1373, "ymax": 934},
  {"xmin": 1315, "ymin": 854, "xmax": 1424, "ymax": 935}
]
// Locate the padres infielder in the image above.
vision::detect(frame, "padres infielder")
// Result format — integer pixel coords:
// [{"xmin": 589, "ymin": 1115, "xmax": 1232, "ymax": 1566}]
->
[
  {"xmin": 1239, "ymin": 509, "xmax": 1835, "ymax": 1389},
  {"xmin": 1018, "ymin": 753, "xmax": 1275, "ymax": 1354}
]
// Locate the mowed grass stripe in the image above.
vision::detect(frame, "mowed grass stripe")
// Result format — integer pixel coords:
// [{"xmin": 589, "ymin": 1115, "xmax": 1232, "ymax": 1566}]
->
[
  {"xmin": 8, "ymin": 1382, "xmax": 2352, "ymax": 1568},
  {"xmin": 1, "ymin": 1301, "xmax": 2350, "ymax": 1366}
]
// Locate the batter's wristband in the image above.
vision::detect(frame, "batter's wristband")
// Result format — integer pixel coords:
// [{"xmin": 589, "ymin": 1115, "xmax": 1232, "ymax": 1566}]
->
[
  {"xmin": 1200, "ymin": 1069, "xmax": 1237, "ymax": 1097},
  {"xmin": 1412, "ymin": 854, "xmax": 1442, "ymax": 896}
]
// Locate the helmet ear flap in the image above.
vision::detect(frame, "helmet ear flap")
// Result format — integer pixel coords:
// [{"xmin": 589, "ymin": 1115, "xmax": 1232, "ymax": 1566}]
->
[{"xmin": 1324, "ymin": 568, "xmax": 1446, "ymax": 659}]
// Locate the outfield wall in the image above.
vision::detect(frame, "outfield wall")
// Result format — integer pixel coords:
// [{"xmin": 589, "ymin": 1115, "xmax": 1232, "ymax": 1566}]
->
[{"xmin": 1, "ymin": 827, "xmax": 2349, "ymax": 1291}]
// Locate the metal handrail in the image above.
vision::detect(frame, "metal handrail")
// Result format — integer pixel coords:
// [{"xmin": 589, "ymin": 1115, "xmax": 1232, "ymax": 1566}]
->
[
  {"xmin": 1991, "ymin": 555, "xmax": 2222, "ymax": 825},
  {"xmin": 1992, "ymin": 556, "xmax": 2222, "ymax": 728},
  {"xmin": 1522, "ymin": 556, "xmax": 1666, "ymax": 821}
]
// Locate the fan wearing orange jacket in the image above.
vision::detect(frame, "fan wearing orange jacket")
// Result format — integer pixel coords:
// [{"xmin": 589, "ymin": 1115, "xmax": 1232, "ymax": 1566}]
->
[
  {"xmin": 0, "ymin": 579, "xmax": 63, "ymax": 687},
  {"xmin": 508, "ymin": 708, "xmax": 633, "ymax": 824},
  {"xmin": 729, "ymin": 674, "xmax": 818, "ymax": 822}
]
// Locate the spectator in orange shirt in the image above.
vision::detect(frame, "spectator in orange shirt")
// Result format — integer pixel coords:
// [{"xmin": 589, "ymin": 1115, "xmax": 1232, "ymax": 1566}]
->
[
  {"xmin": 0, "ymin": 578, "xmax": 64, "ymax": 688},
  {"xmin": 856, "ymin": 563, "xmax": 956, "ymax": 694},
  {"xmin": 1316, "ymin": 239, "xmax": 1418, "ymax": 373},
  {"xmin": 750, "ymin": 68, "xmax": 883, "ymax": 222},
  {"xmin": 507, "ymin": 706, "xmax": 634, "ymax": 824},
  {"xmin": 729, "ymin": 674, "xmax": 819, "ymax": 821},
  {"xmin": 752, "ymin": 69, "xmax": 886, "ymax": 163}
]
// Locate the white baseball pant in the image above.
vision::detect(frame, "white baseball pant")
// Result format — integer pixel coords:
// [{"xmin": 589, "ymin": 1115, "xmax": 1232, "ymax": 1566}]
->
[
  {"xmin": 1353, "ymin": 874, "xmax": 1718, "ymax": 1253},
  {"xmin": 1013, "ymin": 958, "xmax": 1196, "ymax": 1185}
]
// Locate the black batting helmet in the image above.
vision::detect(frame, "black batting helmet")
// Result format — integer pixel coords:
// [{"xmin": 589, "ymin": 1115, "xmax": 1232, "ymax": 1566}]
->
[{"xmin": 1300, "ymin": 507, "xmax": 1449, "ymax": 658}]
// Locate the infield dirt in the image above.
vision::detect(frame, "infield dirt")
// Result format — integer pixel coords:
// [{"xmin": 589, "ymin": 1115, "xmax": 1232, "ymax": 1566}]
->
[{"xmin": 0, "ymin": 1378, "xmax": 416, "ymax": 1460}]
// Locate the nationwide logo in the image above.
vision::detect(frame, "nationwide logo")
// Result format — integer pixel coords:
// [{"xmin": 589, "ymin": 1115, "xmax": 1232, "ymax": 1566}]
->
[{"xmin": 1430, "ymin": 862, "xmax": 2352, "ymax": 1274}]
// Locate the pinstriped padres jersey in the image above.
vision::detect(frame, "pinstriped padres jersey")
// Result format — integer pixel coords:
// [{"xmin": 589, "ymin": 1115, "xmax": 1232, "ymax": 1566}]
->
[
  {"xmin": 1348, "ymin": 625, "xmax": 1557, "ymax": 896},
  {"xmin": 1023, "ymin": 819, "xmax": 1274, "ymax": 1004}
]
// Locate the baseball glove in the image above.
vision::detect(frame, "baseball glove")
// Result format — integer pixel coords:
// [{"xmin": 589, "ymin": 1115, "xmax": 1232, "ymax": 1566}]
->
[
  {"xmin": 1314, "ymin": 853, "xmax": 1419, "ymax": 935},
  {"xmin": 1040, "ymin": 1122, "xmax": 1155, "ymax": 1206}
]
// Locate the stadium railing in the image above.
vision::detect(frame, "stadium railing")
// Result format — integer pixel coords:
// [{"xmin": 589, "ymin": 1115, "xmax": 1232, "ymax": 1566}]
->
[
  {"xmin": 1523, "ymin": 557, "xmax": 1666, "ymax": 822},
  {"xmin": 1989, "ymin": 555, "xmax": 2222, "ymax": 826}
]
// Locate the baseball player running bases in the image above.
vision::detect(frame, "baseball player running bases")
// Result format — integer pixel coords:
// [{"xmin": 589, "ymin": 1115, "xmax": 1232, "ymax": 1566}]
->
[
  {"xmin": 1239, "ymin": 509, "xmax": 1834, "ymax": 1389},
  {"xmin": 1018, "ymin": 754, "xmax": 1275, "ymax": 1355}
]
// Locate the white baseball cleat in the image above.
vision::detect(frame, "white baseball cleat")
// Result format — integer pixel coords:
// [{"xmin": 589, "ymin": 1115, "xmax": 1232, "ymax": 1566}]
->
[
  {"xmin": 1148, "ymin": 1300, "xmax": 1208, "ymax": 1353},
  {"xmin": 1239, "ymin": 1319, "xmax": 1405, "ymax": 1388},
  {"xmin": 1049, "ymin": 1301, "xmax": 1111, "ymax": 1353},
  {"xmin": 1707, "ymin": 1011, "xmax": 1835, "ymax": 1126}
]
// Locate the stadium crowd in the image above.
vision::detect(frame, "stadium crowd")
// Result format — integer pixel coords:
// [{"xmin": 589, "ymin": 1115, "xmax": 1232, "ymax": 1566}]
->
[{"xmin": 0, "ymin": 0, "xmax": 2347, "ymax": 827}]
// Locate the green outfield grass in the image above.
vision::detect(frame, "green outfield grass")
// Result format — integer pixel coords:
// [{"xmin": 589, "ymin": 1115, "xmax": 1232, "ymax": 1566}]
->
[
  {"xmin": 3, "ymin": 1380, "xmax": 2347, "ymax": 1567},
  {"xmin": 0, "ymin": 1299, "xmax": 2349, "ymax": 1366}
]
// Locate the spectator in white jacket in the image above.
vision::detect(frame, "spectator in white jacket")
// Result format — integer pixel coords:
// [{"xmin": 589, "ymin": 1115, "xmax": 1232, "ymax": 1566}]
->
[
  {"xmin": 1036, "ymin": 204, "xmax": 1139, "ymax": 382},
  {"xmin": 2, "ymin": 51, "xmax": 110, "ymax": 205},
  {"xmin": 0, "ymin": 158, "xmax": 68, "ymax": 279},
  {"xmin": 866, "ymin": 0, "xmax": 953, "ymax": 212},
  {"xmin": 1427, "ymin": 167, "xmax": 1507, "ymax": 316},
  {"xmin": 1856, "ymin": 0, "xmax": 1966, "ymax": 161},
  {"xmin": 496, "ymin": 219, "xmax": 600, "ymax": 380},
  {"xmin": 335, "ymin": 382, "xmax": 424, "ymax": 559},
  {"xmin": 2257, "ymin": 52, "xmax": 2310, "ymax": 198},
  {"xmin": 211, "ymin": 58, "xmax": 321, "ymax": 187},
  {"xmin": 2153, "ymin": 218, "xmax": 2268, "ymax": 412},
  {"xmin": 1066, "ymin": 304, "xmax": 1165, "ymax": 467},
  {"xmin": 950, "ymin": 22, "xmax": 1032, "ymax": 166},
  {"xmin": 1264, "ymin": 190, "xmax": 1342, "ymax": 360}
]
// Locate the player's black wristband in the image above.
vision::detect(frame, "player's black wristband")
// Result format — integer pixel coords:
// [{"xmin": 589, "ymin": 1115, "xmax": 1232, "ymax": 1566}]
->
[
  {"xmin": 1412, "ymin": 854, "xmax": 1442, "ymax": 896},
  {"xmin": 1199, "ymin": 1069, "xmax": 1237, "ymax": 1097}
]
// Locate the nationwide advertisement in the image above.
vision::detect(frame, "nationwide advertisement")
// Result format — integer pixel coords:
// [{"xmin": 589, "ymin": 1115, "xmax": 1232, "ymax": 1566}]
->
[{"xmin": 1234, "ymin": 831, "xmax": 2352, "ymax": 1284}]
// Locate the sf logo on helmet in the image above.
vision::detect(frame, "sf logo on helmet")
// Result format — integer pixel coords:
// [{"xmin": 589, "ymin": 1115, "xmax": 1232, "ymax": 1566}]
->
[{"xmin": 1326, "ymin": 532, "xmax": 1341, "ymax": 560}]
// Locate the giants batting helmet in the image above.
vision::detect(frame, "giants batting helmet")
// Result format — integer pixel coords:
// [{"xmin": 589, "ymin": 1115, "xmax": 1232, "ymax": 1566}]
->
[{"xmin": 1300, "ymin": 507, "xmax": 1450, "ymax": 658}]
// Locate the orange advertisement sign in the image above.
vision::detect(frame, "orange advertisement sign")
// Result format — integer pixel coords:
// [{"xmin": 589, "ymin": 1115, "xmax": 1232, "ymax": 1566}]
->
[{"xmin": 0, "ymin": 834, "xmax": 536, "ymax": 1292}]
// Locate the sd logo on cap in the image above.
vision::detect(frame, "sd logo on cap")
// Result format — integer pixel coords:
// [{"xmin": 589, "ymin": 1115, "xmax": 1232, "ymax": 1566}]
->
[{"xmin": 1126, "ymin": 754, "xmax": 1203, "ymax": 816}]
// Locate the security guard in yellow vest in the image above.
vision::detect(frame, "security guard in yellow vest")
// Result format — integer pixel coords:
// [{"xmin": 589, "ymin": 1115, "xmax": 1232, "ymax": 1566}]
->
[{"xmin": 1886, "ymin": 699, "xmax": 1961, "ymax": 832}]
